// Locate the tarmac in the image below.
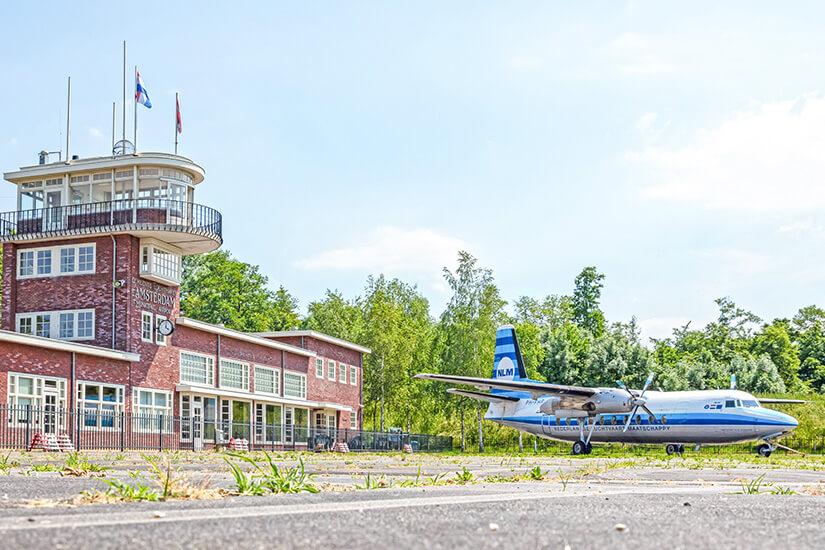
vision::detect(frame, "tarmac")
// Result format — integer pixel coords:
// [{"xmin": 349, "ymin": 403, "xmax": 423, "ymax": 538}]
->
[{"xmin": 1, "ymin": 452, "xmax": 824, "ymax": 549}]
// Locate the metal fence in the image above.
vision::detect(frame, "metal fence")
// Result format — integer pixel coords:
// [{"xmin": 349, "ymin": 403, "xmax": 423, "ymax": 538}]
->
[{"xmin": 0, "ymin": 406, "xmax": 452, "ymax": 453}]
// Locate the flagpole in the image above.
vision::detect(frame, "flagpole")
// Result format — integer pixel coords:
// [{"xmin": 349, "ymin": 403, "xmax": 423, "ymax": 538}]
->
[
  {"xmin": 174, "ymin": 93, "xmax": 177, "ymax": 154},
  {"xmin": 133, "ymin": 65, "xmax": 138, "ymax": 153},
  {"xmin": 111, "ymin": 102, "xmax": 116, "ymax": 155},
  {"xmin": 122, "ymin": 41, "xmax": 126, "ymax": 149}
]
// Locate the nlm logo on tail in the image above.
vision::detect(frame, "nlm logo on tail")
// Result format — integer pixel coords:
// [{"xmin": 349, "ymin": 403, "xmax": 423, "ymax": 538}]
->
[{"xmin": 492, "ymin": 325, "xmax": 527, "ymax": 382}]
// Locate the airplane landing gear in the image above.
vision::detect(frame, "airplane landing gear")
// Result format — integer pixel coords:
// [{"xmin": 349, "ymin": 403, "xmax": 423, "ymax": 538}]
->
[
  {"xmin": 757, "ymin": 443, "xmax": 773, "ymax": 457},
  {"xmin": 666, "ymin": 444, "xmax": 686, "ymax": 456},
  {"xmin": 572, "ymin": 440, "xmax": 593, "ymax": 455}
]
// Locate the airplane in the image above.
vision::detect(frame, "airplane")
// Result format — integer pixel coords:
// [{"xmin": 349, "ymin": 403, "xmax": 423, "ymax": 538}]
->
[{"xmin": 414, "ymin": 324, "xmax": 803, "ymax": 457}]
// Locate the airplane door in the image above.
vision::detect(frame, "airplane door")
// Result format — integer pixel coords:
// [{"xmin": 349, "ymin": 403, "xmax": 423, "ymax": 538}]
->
[{"xmin": 541, "ymin": 415, "xmax": 553, "ymax": 435}]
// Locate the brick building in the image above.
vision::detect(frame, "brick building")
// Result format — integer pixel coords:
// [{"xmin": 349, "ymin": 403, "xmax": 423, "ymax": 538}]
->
[{"xmin": 0, "ymin": 149, "xmax": 368, "ymax": 448}]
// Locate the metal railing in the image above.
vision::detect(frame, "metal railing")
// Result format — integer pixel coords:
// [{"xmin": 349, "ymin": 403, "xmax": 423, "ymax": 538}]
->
[
  {"xmin": 0, "ymin": 198, "xmax": 222, "ymax": 243},
  {"xmin": 0, "ymin": 406, "xmax": 453, "ymax": 453}
]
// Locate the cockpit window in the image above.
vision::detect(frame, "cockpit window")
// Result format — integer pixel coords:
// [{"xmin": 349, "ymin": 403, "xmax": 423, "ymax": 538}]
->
[
  {"xmin": 725, "ymin": 400, "xmax": 735, "ymax": 408},
  {"xmin": 735, "ymin": 399, "xmax": 743, "ymax": 407},
  {"xmin": 742, "ymin": 400, "xmax": 759, "ymax": 408}
]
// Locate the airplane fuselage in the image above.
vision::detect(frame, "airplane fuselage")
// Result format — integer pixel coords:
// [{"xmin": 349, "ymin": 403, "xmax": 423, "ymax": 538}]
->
[{"xmin": 485, "ymin": 389, "xmax": 798, "ymax": 445}]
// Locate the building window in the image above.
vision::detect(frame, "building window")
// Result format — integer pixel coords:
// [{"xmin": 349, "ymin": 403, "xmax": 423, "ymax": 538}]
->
[
  {"xmin": 255, "ymin": 403, "xmax": 283, "ymax": 443},
  {"xmin": 155, "ymin": 315, "xmax": 167, "ymax": 346},
  {"xmin": 132, "ymin": 388, "xmax": 173, "ymax": 432},
  {"xmin": 339, "ymin": 363, "xmax": 347, "ymax": 383},
  {"xmin": 283, "ymin": 372, "xmax": 307, "ymax": 400},
  {"xmin": 141, "ymin": 311, "xmax": 153, "ymax": 343},
  {"xmin": 254, "ymin": 366, "xmax": 279, "ymax": 395},
  {"xmin": 16, "ymin": 309, "xmax": 94, "ymax": 341},
  {"xmin": 18, "ymin": 244, "xmax": 95, "ymax": 279},
  {"xmin": 139, "ymin": 240, "xmax": 182, "ymax": 285},
  {"xmin": 315, "ymin": 358, "xmax": 324, "ymax": 378},
  {"xmin": 350, "ymin": 411, "xmax": 357, "ymax": 430},
  {"xmin": 77, "ymin": 382, "xmax": 124, "ymax": 428},
  {"xmin": 327, "ymin": 360, "xmax": 336, "ymax": 381},
  {"xmin": 350, "ymin": 366, "xmax": 357, "ymax": 386},
  {"xmin": 180, "ymin": 351, "xmax": 215, "ymax": 386},
  {"xmin": 7, "ymin": 374, "xmax": 67, "ymax": 426},
  {"xmin": 220, "ymin": 359, "xmax": 250, "ymax": 391}
]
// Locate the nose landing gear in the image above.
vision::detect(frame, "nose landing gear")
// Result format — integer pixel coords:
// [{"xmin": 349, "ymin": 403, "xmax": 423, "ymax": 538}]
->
[{"xmin": 757, "ymin": 443, "xmax": 773, "ymax": 457}]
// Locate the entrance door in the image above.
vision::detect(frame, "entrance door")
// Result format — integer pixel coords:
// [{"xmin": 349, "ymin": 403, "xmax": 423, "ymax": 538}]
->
[
  {"xmin": 44, "ymin": 190, "xmax": 65, "ymax": 231},
  {"xmin": 192, "ymin": 401, "xmax": 204, "ymax": 451},
  {"xmin": 285, "ymin": 407, "xmax": 294, "ymax": 444},
  {"xmin": 43, "ymin": 393, "xmax": 58, "ymax": 434}
]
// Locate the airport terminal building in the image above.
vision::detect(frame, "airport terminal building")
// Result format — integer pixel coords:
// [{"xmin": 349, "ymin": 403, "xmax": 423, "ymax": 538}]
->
[{"xmin": 0, "ymin": 149, "xmax": 368, "ymax": 449}]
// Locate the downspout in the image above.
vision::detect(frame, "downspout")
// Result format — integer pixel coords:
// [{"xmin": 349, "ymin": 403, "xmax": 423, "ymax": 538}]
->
[
  {"xmin": 110, "ymin": 235, "xmax": 116, "ymax": 349},
  {"xmin": 359, "ymin": 352, "xmax": 363, "ymax": 431},
  {"xmin": 70, "ymin": 352, "xmax": 76, "ymax": 411}
]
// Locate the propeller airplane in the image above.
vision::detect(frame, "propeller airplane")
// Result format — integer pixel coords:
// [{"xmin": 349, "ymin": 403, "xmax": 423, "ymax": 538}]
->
[{"xmin": 414, "ymin": 325, "xmax": 804, "ymax": 456}]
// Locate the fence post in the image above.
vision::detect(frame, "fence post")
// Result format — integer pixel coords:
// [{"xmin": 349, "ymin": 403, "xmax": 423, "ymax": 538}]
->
[
  {"xmin": 158, "ymin": 414, "xmax": 164, "ymax": 452},
  {"xmin": 25, "ymin": 405, "xmax": 31, "ymax": 448},
  {"xmin": 120, "ymin": 412, "xmax": 125, "ymax": 452},
  {"xmin": 191, "ymin": 416, "xmax": 196, "ymax": 451}
]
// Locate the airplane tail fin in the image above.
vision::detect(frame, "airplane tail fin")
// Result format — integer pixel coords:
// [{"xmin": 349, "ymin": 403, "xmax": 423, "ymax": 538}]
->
[{"xmin": 492, "ymin": 324, "xmax": 527, "ymax": 381}]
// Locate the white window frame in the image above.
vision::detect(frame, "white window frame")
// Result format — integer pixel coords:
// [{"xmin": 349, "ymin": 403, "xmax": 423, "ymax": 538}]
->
[
  {"xmin": 350, "ymin": 365, "xmax": 357, "ymax": 386},
  {"xmin": 283, "ymin": 371, "xmax": 307, "ymax": 400},
  {"xmin": 76, "ymin": 381, "xmax": 125, "ymax": 430},
  {"xmin": 132, "ymin": 388, "xmax": 173, "ymax": 433},
  {"xmin": 219, "ymin": 359, "xmax": 250, "ymax": 391},
  {"xmin": 315, "ymin": 357, "xmax": 324, "ymax": 378},
  {"xmin": 6, "ymin": 373, "xmax": 68, "ymax": 427},
  {"xmin": 350, "ymin": 411, "xmax": 357, "ymax": 430},
  {"xmin": 339, "ymin": 363, "xmax": 347, "ymax": 383},
  {"xmin": 17, "ymin": 243, "xmax": 96, "ymax": 279},
  {"xmin": 327, "ymin": 360, "xmax": 336, "ymax": 381},
  {"xmin": 16, "ymin": 309, "xmax": 95, "ymax": 342},
  {"xmin": 179, "ymin": 350, "xmax": 215, "ymax": 386},
  {"xmin": 139, "ymin": 238, "xmax": 182, "ymax": 286},
  {"xmin": 155, "ymin": 314, "xmax": 167, "ymax": 346},
  {"xmin": 141, "ymin": 311, "xmax": 153, "ymax": 343},
  {"xmin": 254, "ymin": 365, "xmax": 279, "ymax": 396}
]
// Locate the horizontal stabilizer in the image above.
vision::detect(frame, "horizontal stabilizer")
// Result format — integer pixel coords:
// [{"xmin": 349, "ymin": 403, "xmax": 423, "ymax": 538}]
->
[{"xmin": 446, "ymin": 388, "xmax": 520, "ymax": 403}]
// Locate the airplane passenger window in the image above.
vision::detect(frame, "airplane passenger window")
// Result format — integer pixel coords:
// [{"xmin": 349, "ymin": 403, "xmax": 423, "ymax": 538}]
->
[
  {"xmin": 661, "ymin": 415, "xmax": 667, "ymax": 424},
  {"xmin": 635, "ymin": 415, "xmax": 641, "ymax": 424},
  {"xmin": 648, "ymin": 415, "xmax": 655, "ymax": 424},
  {"xmin": 611, "ymin": 416, "xmax": 617, "ymax": 425},
  {"xmin": 725, "ymin": 400, "xmax": 735, "ymax": 408},
  {"xmin": 599, "ymin": 416, "xmax": 605, "ymax": 425},
  {"xmin": 566, "ymin": 418, "xmax": 570, "ymax": 426},
  {"xmin": 555, "ymin": 417, "xmax": 560, "ymax": 425}
]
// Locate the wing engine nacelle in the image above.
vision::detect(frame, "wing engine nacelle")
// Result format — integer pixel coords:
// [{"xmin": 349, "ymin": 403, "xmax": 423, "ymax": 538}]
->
[
  {"xmin": 538, "ymin": 397, "xmax": 561, "ymax": 415},
  {"xmin": 538, "ymin": 389, "xmax": 633, "ymax": 416}
]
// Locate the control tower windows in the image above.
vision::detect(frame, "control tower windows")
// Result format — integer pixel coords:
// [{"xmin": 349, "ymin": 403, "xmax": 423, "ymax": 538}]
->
[
  {"xmin": 139, "ymin": 239, "xmax": 182, "ymax": 285},
  {"xmin": 18, "ymin": 244, "xmax": 96, "ymax": 279}
]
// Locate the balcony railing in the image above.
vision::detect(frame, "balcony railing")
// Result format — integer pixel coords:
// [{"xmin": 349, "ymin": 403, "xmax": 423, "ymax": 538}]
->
[{"xmin": 0, "ymin": 198, "xmax": 222, "ymax": 246}]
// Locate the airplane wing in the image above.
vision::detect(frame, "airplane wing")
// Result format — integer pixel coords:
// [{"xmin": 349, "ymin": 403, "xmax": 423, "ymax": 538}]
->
[
  {"xmin": 413, "ymin": 373, "xmax": 597, "ymax": 399},
  {"xmin": 757, "ymin": 398, "xmax": 809, "ymax": 404},
  {"xmin": 446, "ymin": 388, "xmax": 521, "ymax": 403}
]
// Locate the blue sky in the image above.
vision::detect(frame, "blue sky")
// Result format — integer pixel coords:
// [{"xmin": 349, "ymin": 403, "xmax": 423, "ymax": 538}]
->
[{"xmin": 2, "ymin": 2, "xmax": 824, "ymax": 341}]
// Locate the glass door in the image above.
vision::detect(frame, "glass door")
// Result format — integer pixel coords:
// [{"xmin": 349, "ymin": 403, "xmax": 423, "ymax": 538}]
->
[
  {"xmin": 191, "ymin": 400, "xmax": 204, "ymax": 451},
  {"xmin": 285, "ymin": 407, "xmax": 293, "ymax": 444},
  {"xmin": 43, "ymin": 393, "xmax": 58, "ymax": 434},
  {"xmin": 44, "ymin": 190, "xmax": 65, "ymax": 231}
]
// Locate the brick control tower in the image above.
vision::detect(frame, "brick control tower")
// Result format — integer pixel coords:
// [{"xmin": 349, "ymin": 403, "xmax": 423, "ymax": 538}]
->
[{"xmin": 0, "ymin": 149, "xmax": 222, "ymax": 353}]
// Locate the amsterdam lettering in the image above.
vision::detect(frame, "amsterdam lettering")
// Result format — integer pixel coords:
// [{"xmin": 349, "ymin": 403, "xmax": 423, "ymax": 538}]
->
[{"xmin": 133, "ymin": 278, "xmax": 177, "ymax": 314}]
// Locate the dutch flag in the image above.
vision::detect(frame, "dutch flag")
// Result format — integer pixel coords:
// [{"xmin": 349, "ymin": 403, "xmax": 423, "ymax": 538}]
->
[{"xmin": 135, "ymin": 71, "xmax": 152, "ymax": 109}]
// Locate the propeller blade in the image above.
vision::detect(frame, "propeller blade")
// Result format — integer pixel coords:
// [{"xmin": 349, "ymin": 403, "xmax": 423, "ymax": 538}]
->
[
  {"xmin": 640, "ymin": 404, "xmax": 656, "ymax": 421},
  {"xmin": 622, "ymin": 407, "xmax": 637, "ymax": 432},
  {"xmin": 616, "ymin": 380, "xmax": 634, "ymax": 398},
  {"xmin": 639, "ymin": 372, "xmax": 655, "ymax": 398}
]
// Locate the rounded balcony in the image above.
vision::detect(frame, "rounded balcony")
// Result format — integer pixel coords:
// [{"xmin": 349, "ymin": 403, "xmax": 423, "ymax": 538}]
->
[{"xmin": 0, "ymin": 198, "xmax": 222, "ymax": 254}]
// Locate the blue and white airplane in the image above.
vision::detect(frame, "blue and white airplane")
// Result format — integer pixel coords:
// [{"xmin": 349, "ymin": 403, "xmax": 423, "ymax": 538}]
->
[{"xmin": 414, "ymin": 325, "xmax": 802, "ymax": 457}]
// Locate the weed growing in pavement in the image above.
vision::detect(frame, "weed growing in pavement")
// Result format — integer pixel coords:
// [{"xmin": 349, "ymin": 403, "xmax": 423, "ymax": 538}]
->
[
  {"xmin": 224, "ymin": 452, "xmax": 319, "ymax": 495},
  {"xmin": 355, "ymin": 473, "xmax": 393, "ymax": 490},
  {"xmin": 28, "ymin": 463, "xmax": 58, "ymax": 472},
  {"xmin": 768, "ymin": 484, "xmax": 797, "ymax": 495},
  {"xmin": 737, "ymin": 474, "xmax": 767, "ymax": 494},
  {"xmin": 557, "ymin": 468, "xmax": 570, "ymax": 492},
  {"xmin": 455, "ymin": 466, "xmax": 474, "ymax": 484},
  {"xmin": 427, "ymin": 472, "xmax": 446, "ymax": 485},
  {"xmin": 62, "ymin": 453, "xmax": 111, "ymax": 476},
  {"xmin": 99, "ymin": 479, "xmax": 161, "ymax": 501},
  {"xmin": 0, "ymin": 453, "xmax": 19, "ymax": 474},
  {"xmin": 398, "ymin": 467, "xmax": 422, "ymax": 487},
  {"xmin": 528, "ymin": 465, "xmax": 547, "ymax": 480}
]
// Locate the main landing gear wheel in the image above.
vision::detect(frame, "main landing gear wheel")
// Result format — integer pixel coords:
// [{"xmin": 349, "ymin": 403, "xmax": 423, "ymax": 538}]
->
[
  {"xmin": 757, "ymin": 443, "xmax": 772, "ymax": 458},
  {"xmin": 572, "ymin": 440, "xmax": 587, "ymax": 455},
  {"xmin": 666, "ymin": 444, "xmax": 677, "ymax": 455},
  {"xmin": 677, "ymin": 444, "xmax": 685, "ymax": 454},
  {"xmin": 585, "ymin": 442, "xmax": 593, "ymax": 455}
]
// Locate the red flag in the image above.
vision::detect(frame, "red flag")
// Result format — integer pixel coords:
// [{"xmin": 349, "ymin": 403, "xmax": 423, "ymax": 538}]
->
[{"xmin": 176, "ymin": 96, "xmax": 182, "ymax": 134}]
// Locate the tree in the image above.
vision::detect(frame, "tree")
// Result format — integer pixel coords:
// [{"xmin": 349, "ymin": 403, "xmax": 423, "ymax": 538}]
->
[
  {"xmin": 752, "ymin": 321, "xmax": 801, "ymax": 390},
  {"xmin": 731, "ymin": 355, "xmax": 786, "ymax": 394},
  {"xmin": 572, "ymin": 267, "xmax": 606, "ymax": 336},
  {"xmin": 180, "ymin": 251, "xmax": 299, "ymax": 332},
  {"xmin": 438, "ymin": 251, "xmax": 506, "ymax": 451},
  {"xmin": 302, "ymin": 290, "xmax": 364, "ymax": 343}
]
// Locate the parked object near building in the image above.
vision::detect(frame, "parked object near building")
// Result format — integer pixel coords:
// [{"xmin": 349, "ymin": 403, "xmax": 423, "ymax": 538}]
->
[{"xmin": 0, "ymin": 147, "xmax": 369, "ymax": 451}]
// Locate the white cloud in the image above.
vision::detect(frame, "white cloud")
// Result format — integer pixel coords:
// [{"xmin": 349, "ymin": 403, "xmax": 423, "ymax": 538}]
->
[
  {"xmin": 780, "ymin": 220, "xmax": 825, "ymax": 239},
  {"xmin": 293, "ymin": 226, "xmax": 468, "ymax": 281},
  {"xmin": 628, "ymin": 94, "xmax": 825, "ymax": 212}
]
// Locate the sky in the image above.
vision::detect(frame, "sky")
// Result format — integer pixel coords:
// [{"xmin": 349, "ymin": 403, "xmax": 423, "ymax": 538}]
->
[{"xmin": 1, "ymin": 1, "xmax": 824, "ymax": 342}]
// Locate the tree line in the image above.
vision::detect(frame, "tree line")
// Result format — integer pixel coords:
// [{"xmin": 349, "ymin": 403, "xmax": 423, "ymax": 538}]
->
[{"xmin": 180, "ymin": 250, "xmax": 825, "ymax": 449}]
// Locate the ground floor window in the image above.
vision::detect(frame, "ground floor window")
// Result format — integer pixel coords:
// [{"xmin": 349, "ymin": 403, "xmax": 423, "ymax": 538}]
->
[
  {"xmin": 350, "ymin": 411, "xmax": 357, "ymax": 430},
  {"xmin": 220, "ymin": 398, "xmax": 252, "ymax": 440},
  {"xmin": 284, "ymin": 406, "xmax": 309, "ymax": 444},
  {"xmin": 180, "ymin": 394, "xmax": 217, "ymax": 442},
  {"xmin": 254, "ymin": 402, "xmax": 283, "ymax": 443},
  {"xmin": 132, "ymin": 388, "xmax": 173, "ymax": 432},
  {"xmin": 6, "ymin": 374, "xmax": 67, "ymax": 430},
  {"xmin": 76, "ymin": 382, "xmax": 124, "ymax": 428}
]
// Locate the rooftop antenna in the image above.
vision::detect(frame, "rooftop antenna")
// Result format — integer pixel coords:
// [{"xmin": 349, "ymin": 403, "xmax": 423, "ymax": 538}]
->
[
  {"xmin": 111, "ymin": 102, "xmax": 116, "ymax": 155},
  {"xmin": 65, "ymin": 76, "xmax": 71, "ymax": 162},
  {"xmin": 122, "ymin": 41, "xmax": 126, "ymax": 149}
]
